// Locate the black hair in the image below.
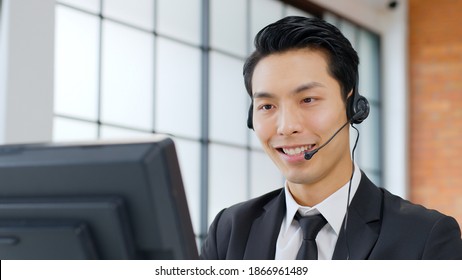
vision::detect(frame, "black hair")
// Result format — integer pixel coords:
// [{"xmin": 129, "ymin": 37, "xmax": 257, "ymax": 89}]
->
[{"xmin": 243, "ymin": 16, "xmax": 359, "ymax": 103}]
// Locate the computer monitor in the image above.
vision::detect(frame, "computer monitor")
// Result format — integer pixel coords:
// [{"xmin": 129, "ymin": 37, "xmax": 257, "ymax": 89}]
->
[{"xmin": 0, "ymin": 135, "xmax": 198, "ymax": 259}]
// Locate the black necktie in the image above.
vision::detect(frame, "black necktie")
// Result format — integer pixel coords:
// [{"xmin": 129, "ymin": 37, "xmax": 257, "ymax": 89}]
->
[{"xmin": 295, "ymin": 213, "xmax": 327, "ymax": 260}]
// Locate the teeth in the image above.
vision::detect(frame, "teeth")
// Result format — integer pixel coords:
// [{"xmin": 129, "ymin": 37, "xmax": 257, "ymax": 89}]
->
[{"xmin": 282, "ymin": 145, "xmax": 313, "ymax": 155}]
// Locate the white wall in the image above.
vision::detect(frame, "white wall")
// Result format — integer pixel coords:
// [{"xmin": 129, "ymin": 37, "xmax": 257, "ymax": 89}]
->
[{"xmin": 0, "ymin": 0, "xmax": 54, "ymax": 144}]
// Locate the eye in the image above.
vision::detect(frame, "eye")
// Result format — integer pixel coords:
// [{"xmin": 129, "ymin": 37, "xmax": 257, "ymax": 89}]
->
[
  {"xmin": 260, "ymin": 104, "xmax": 274, "ymax": 111},
  {"xmin": 302, "ymin": 97, "xmax": 313, "ymax": 103}
]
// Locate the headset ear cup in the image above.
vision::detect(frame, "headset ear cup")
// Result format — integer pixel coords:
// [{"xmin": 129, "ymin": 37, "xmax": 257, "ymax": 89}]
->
[
  {"xmin": 247, "ymin": 103, "xmax": 254, "ymax": 129},
  {"xmin": 350, "ymin": 95, "xmax": 370, "ymax": 124}
]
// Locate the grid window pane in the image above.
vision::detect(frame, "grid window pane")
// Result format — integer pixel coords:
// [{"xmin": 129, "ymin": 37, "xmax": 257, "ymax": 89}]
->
[
  {"xmin": 57, "ymin": 0, "xmax": 100, "ymax": 14},
  {"xmin": 209, "ymin": 52, "xmax": 248, "ymax": 146},
  {"xmin": 338, "ymin": 20, "xmax": 358, "ymax": 49},
  {"xmin": 172, "ymin": 138, "xmax": 201, "ymax": 235},
  {"xmin": 100, "ymin": 20, "xmax": 154, "ymax": 130},
  {"xmin": 358, "ymin": 29, "xmax": 380, "ymax": 102},
  {"xmin": 155, "ymin": 38, "xmax": 201, "ymax": 139},
  {"xmin": 103, "ymin": 0, "xmax": 154, "ymax": 31},
  {"xmin": 54, "ymin": 6, "xmax": 99, "ymax": 121},
  {"xmin": 99, "ymin": 125, "xmax": 153, "ymax": 139},
  {"xmin": 157, "ymin": 0, "xmax": 201, "ymax": 45},
  {"xmin": 209, "ymin": 144, "xmax": 248, "ymax": 223},
  {"xmin": 250, "ymin": 150, "xmax": 282, "ymax": 198},
  {"xmin": 357, "ymin": 29, "xmax": 381, "ymax": 184},
  {"xmin": 53, "ymin": 117, "xmax": 98, "ymax": 142},
  {"xmin": 358, "ymin": 105, "xmax": 381, "ymax": 172},
  {"xmin": 250, "ymin": 0, "xmax": 283, "ymax": 51},
  {"xmin": 250, "ymin": 131, "xmax": 262, "ymax": 149},
  {"xmin": 210, "ymin": 0, "xmax": 247, "ymax": 57}
]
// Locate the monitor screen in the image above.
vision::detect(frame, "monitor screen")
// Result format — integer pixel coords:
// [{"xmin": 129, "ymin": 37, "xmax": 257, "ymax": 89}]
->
[{"xmin": 0, "ymin": 135, "xmax": 198, "ymax": 259}]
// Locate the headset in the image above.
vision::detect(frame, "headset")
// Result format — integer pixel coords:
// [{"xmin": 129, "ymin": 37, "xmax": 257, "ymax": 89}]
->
[{"xmin": 346, "ymin": 75, "xmax": 370, "ymax": 125}]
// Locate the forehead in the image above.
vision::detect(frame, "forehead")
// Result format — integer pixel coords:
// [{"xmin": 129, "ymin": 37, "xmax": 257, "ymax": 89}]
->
[{"xmin": 251, "ymin": 49, "xmax": 337, "ymax": 96}]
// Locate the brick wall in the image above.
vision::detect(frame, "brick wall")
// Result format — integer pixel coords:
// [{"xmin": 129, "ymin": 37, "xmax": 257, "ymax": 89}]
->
[{"xmin": 409, "ymin": 0, "xmax": 462, "ymax": 227}]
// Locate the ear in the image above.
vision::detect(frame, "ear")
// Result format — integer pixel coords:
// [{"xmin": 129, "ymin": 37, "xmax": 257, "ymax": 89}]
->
[{"xmin": 346, "ymin": 89, "xmax": 353, "ymax": 99}]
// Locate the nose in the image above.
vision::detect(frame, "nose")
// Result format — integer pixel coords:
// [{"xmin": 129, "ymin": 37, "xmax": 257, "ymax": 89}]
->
[{"xmin": 277, "ymin": 106, "xmax": 303, "ymax": 136}]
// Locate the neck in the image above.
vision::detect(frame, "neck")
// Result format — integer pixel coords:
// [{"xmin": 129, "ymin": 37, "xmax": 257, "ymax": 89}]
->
[{"xmin": 288, "ymin": 158, "xmax": 354, "ymax": 207}]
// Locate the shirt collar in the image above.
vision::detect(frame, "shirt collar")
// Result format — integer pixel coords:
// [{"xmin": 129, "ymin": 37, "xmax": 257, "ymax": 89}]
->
[{"xmin": 282, "ymin": 163, "xmax": 362, "ymax": 236}]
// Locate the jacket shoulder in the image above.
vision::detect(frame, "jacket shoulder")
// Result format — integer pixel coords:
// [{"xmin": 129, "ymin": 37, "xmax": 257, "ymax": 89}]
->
[
  {"xmin": 220, "ymin": 188, "xmax": 283, "ymax": 221},
  {"xmin": 200, "ymin": 188, "xmax": 283, "ymax": 259},
  {"xmin": 378, "ymin": 187, "xmax": 462, "ymax": 259},
  {"xmin": 380, "ymin": 187, "xmax": 447, "ymax": 224}
]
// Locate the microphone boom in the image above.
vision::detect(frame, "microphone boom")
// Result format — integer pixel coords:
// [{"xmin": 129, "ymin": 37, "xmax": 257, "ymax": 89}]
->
[{"xmin": 304, "ymin": 120, "xmax": 351, "ymax": 160}]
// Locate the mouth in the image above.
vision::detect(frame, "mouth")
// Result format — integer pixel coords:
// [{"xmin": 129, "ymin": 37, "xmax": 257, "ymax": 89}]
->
[{"xmin": 276, "ymin": 144, "xmax": 316, "ymax": 156}]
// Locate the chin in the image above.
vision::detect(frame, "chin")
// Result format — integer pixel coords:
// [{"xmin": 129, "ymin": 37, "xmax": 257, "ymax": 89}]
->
[{"xmin": 284, "ymin": 171, "xmax": 315, "ymax": 185}]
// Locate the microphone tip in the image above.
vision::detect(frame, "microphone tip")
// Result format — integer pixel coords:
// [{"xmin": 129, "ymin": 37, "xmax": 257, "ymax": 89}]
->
[
  {"xmin": 304, "ymin": 152, "xmax": 312, "ymax": 160},
  {"xmin": 305, "ymin": 148, "xmax": 319, "ymax": 160}
]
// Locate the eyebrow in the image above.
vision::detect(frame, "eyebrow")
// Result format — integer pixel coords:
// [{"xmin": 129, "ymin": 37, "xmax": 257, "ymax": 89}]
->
[
  {"xmin": 252, "ymin": 81, "xmax": 325, "ymax": 99},
  {"xmin": 294, "ymin": 82, "xmax": 325, "ymax": 93}
]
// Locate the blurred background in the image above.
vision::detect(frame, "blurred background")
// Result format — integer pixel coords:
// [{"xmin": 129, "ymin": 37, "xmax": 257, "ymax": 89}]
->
[{"xmin": 1, "ymin": 0, "xmax": 461, "ymax": 245}]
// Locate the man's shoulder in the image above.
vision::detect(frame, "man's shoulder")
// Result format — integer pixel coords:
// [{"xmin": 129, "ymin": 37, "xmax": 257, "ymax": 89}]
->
[
  {"xmin": 359, "ymin": 174, "xmax": 462, "ymax": 259},
  {"xmin": 359, "ymin": 172, "xmax": 448, "ymax": 224},
  {"xmin": 379, "ymin": 186, "xmax": 462, "ymax": 258},
  {"xmin": 209, "ymin": 187, "xmax": 284, "ymax": 244},
  {"xmin": 380, "ymin": 187, "xmax": 447, "ymax": 223},
  {"xmin": 221, "ymin": 188, "xmax": 284, "ymax": 220},
  {"xmin": 378, "ymin": 185, "xmax": 462, "ymax": 246},
  {"xmin": 201, "ymin": 188, "xmax": 285, "ymax": 259}
]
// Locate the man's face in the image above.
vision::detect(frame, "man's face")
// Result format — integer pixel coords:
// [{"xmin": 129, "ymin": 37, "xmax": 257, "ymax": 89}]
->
[{"xmin": 251, "ymin": 49, "xmax": 352, "ymax": 188}]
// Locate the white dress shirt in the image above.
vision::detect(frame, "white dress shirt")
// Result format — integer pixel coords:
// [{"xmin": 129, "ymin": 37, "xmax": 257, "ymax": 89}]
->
[{"xmin": 275, "ymin": 163, "xmax": 361, "ymax": 260}]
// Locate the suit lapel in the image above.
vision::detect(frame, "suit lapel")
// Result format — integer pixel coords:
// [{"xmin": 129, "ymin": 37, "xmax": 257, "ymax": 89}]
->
[
  {"xmin": 240, "ymin": 172, "xmax": 383, "ymax": 260},
  {"xmin": 243, "ymin": 189, "xmax": 286, "ymax": 259},
  {"xmin": 332, "ymin": 173, "xmax": 383, "ymax": 260}
]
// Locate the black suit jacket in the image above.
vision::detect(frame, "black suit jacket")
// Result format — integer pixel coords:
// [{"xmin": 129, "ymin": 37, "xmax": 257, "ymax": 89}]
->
[{"xmin": 201, "ymin": 173, "xmax": 462, "ymax": 259}]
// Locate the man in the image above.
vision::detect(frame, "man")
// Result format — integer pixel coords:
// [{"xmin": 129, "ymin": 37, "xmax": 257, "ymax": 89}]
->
[{"xmin": 200, "ymin": 16, "xmax": 462, "ymax": 259}]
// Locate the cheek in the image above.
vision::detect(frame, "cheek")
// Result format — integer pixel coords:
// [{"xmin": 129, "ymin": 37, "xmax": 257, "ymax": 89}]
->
[
  {"xmin": 253, "ymin": 118, "xmax": 275, "ymax": 143},
  {"xmin": 307, "ymin": 109, "xmax": 343, "ymax": 136},
  {"xmin": 254, "ymin": 123, "xmax": 269, "ymax": 142}
]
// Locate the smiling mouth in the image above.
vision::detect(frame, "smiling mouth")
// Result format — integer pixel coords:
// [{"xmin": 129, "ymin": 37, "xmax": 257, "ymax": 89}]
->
[{"xmin": 277, "ymin": 144, "xmax": 316, "ymax": 156}]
